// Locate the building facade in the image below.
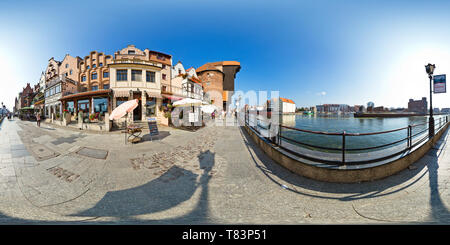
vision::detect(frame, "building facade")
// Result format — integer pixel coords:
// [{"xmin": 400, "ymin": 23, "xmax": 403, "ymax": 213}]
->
[
  {"xmin": 59, "ymin": 50, "xmax": 113, "ymax": 122},
  {"xmin": 44, "ymin": 75, "xmax": 77, "ymax": 119},
  {"xmin": 196, "ymin": 61, "xmax": 240, "ymax": 111},
  {"xmin": 20, "ymin": 83, "xmax": 34, "ymax": 108},
  {"xmin": 270, "ymin": 97, "xmax": 296, "ymax": 114},
  {"xmin": 408, "ymin": 97, "xmax": 427, "ymax": 114},
  {"xmin": 171, "ymin": 63, "xmax": 204, "ymax": 101},
  {"xmin": 109, "ymin": 45, "xmax": 172, "ymax": 125}
]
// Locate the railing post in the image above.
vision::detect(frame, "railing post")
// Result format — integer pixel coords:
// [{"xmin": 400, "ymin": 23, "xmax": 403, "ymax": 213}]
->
[
  {"xmin": 407, "ymin": 125, "xmax": 412, "ymax": 149},
  {"xmin": 278, "ymin": 123, "xmax": 281, "ymax": 146},
  {"xmin": 342, "ymin": 131, "xmax": 346, "ymax": 164}
]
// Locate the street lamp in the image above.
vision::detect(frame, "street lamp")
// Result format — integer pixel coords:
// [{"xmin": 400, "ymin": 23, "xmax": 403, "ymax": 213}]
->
[{"xmin": 425, "ymin": 63, "xmax": 435, "ymax": 138}]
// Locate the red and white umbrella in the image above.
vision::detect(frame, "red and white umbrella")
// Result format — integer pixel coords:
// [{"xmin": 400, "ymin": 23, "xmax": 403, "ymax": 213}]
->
[{"xmin": 109, "ymin": 99, "xmax": 139, "ymax": 120}]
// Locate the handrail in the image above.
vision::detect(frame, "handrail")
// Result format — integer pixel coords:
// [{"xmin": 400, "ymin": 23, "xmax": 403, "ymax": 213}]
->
[
  {"xmin": 281, "ymin": 124, "xmax": 409, "ymax": 136},
  {"xmin": 244, "ymin": 110, "xmax": 449, "ymax": 166}
]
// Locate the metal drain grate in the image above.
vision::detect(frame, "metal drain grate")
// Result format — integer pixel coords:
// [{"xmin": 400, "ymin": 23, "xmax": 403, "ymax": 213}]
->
[{"xmin": 76, "ymin": 147, "xmax": 108, "ymax": 160}]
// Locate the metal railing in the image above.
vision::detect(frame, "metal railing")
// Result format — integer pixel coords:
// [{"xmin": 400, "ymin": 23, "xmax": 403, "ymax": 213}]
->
[{"xmin": 244, "ymin": 110, "xmax": 449, "ymax": 166}]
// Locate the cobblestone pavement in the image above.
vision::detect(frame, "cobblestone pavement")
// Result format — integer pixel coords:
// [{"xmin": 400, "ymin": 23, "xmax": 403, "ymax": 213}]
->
[{"xmin": 0, "ymin": 118, "xmax": 449, "ymax": 224}]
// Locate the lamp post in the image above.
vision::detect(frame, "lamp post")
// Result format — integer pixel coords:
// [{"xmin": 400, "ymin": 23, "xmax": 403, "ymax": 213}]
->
[{"xmin": 425, "ymin": 63, "xmax": 435, "ymax": 138}]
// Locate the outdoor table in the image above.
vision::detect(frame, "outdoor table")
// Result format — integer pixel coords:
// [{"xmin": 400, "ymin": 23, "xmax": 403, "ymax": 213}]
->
[{"xmin": 125, "ymin": 124, "xmax": 143, "ymax": 143}]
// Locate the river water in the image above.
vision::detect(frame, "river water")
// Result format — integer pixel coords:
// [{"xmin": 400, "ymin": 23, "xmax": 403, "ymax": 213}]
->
[{"xmin": 275, "ymin": 114, "xmax": 448, "ymax": 152}]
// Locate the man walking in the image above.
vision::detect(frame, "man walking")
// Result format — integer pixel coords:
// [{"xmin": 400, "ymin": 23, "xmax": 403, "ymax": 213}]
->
[{"xmin": 36, "ymin": 112, "xmax": 41, "ymax": 127}]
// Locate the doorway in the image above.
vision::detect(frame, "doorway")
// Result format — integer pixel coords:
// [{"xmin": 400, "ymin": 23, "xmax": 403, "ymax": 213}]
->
[{"xmin": 133, "ymin": 93, "xmax": 142, "ymax": 121}]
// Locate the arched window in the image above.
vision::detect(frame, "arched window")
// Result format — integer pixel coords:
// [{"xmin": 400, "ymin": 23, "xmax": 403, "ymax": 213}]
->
[{"xmin": 91, "ymin": 72, "xmax": 97, "ymax": 80}]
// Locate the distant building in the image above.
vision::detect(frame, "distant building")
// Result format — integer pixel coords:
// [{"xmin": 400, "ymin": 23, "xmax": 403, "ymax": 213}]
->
[
  {"xmin": 441, "ymin": 108, "xmax": 450, "ymax": 114},
  {"xmin": 408, "ymin": 97, "xmax": 427, "ymax": 114},
  {"xmin": 367, "ymin": 102, "xmax": 374, "ymax": 112},
  {"xmin": 316, "ymin": 104, "xmax": 349, "ymax": 113},
  {"xmin": 373, "ymin": 106, "xmax": 387, "ymax": 112},
  {"xmin": 270, "ymin": 97, "xmax": 296, "ymax": 114},
  {"xmin": 433, "ymin": 108, "xmax": 440, "ymax": 114},
  {"xmin": 353, "ymin": 105, "xmax": 363, "ymax": 112}
]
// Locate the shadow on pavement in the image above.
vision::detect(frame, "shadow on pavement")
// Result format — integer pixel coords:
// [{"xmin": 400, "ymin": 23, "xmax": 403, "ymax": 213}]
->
[
  {"xmin": 141, "ymin": 131, "xmax": 170, "ymax": 141},
  {"xmin": 0, "ymin": 149, "xmax": 216, "ymax": 224},
  {"xmin": 425, "ymin": 131, "xmax": 450, "ymax": 223},
  {"xmin": 239, "ymin": 125, "xmax": 450, "ymax": 206}
]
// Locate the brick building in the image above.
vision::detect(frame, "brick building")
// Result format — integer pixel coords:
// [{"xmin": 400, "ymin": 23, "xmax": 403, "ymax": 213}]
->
[
  {"xmin": 196, "ymin": 61, "xmax": 240, "ymax": 111},
  {"xmin": 408, "ymin": 97, "xmax": 427, "ymax": 114}
]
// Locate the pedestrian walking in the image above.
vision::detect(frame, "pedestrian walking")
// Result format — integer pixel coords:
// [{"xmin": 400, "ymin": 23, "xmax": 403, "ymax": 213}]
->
[
  {"xmin": 36, "ymin": 112, "xmax": 41, "ymax": 127},
  {"xmin": 211, "ymin": 110, "xmax": 215, "ymax": 120}
]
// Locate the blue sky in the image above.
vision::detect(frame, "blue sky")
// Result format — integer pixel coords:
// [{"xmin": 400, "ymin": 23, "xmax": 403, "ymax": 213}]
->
[{"xmin": 1, "ymin": 0, "xmax": 449, "ymax": 110}]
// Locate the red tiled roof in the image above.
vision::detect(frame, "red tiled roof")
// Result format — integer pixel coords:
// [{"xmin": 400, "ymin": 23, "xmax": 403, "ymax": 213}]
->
[
  {"xmin": 280, "ymin": 97, "xmax": 295, "ymax": 104},
  {"xmin": 189, "ymin": 76, "xmax": 202, "ymax": 84},
  {"xmin": 196, "ymin": 61, "xmax": 240, "ymax": 73}
]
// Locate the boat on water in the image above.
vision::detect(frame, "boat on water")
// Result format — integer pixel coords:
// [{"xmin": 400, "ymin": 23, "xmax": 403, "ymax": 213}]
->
[{"xmin": 303, "ymin": 111, "xmax": 313, "ymax": 115}]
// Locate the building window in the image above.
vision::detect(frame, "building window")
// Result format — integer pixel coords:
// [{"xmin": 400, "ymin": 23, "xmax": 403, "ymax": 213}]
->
[
  {"xmin": 103, "ymin": 84, "xmax": 110, "ymax": 89},
  {"xmin": 162, "ymin": 74, "xmax": 166, "ymax": 80},
  {"xmin": 146, "ymin": 71, "xmax": 155, "ymax": 83},
  {"xmin": 157, "ymin": 54, "xmax": 165, "ymax": 60},
  {"xmin": 82, "ymin": 75, "xmax": 86, "ymax": 82},
  {"xmin": 131, "ymin": 70, "xmax": 142, "ymax": 81},
  {"xmin": 103, "ymin": 71, "xmax": 109, "ymax": 78},
  {"xmin": 146, "ymin": 97, "xmax": 156, "ymax": 117},
  {"xmin": 92, "ymin": 85, "xmax": 98, "ymax": 91},
  {"xmin": 93, "ymin": 64, "xmax": 96, "ymax": 68},
  {"xmin": 70, "ymin": 69, "xmax": 73, "ymax": 75},
  {"xmin": 94, "ymin": 97, "xmax": 108, "ymax": 119},
  {"xmin": 87, "ymin": 65, "xmax": 90, "ymax": 69},
  {"xmin": 65, "ymin": 72, "xmax": 68, "ymax": 77},
  {"xmin": 91, "ymin": 72, "xmax": 97, "ymax": 80},
  {"xmin": 99, "ymin": 63, "xmax": 103, "ymax": 67},
  {"xmin": 116, "ymin": 98, "xmax": 127, "ymax": 107},
  {"xmin": 128, "ymin": 50, "xmax": 135, "ymax": 54},
  {"xmin": 55, "ymin": 85, "xmax": 61, "ymax": 93},
  {"xmin": 117, "ymin": 69, "xmax": 127, "ymax": 81},
  {"xmin": 65, "ymin": 64, "xmax": 69, "ymax": 68}
]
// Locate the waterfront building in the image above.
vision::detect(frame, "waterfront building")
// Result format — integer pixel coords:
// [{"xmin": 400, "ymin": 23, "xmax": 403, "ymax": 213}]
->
[
  {"xmin": 441, "ymin": 108, "xmax": 450, "ymax": 114},
  {"xmin": 433, "ymin": 108, "xmax": 440, "ymax": 114},
  {"xmin": 353, "ymin": 105, "xmax": 364, "ymax": 112},
  {"xmin": 373, "ymin": 106, "xmax": 387, "ymax": 112},
  {"xmin": 31, "ymin": 83, "xmax": 44, "ymax": 115},
  {"xmin": 339, "ymin": 104, "xmax": 350, "ymax": 113},
  {"xmin": 43, "ymin": 56, "xmax": 80, "ymax": 119},
  {"xmin": 109, "ymin": 45, "xmax": 172, "ymax": 126},
  {"xmin": 38, "ymin": 72, "xmax": 46, "ymax": 93},
  {"xmin": 196, "ymin": 61, "xmax": 241, "ymax": 112},
  {"xmin": 367, "ymin": 102, "xmax": 375, "ymax": 112},
  {"xmin": 20, "ymin": 83, "xmax": 34, "ymax": 109},
  {"xmin": 60, "ymin": 54, "xmax": 82, "ymax": 82},
  {"xmin": 408, "ymin": 97, "xmax": 427, "ymax": 114},
  {"xmin": 315, "ymin": 104, "xmax": 351, "ymax": 113},
  {"xmin": 59, "ymin": 51, "xmax": 112, "ymax": 122},
  {"xmin": 269, "ymin": 97, "xmax": 296, "ymax": 114},
  {"xmin": 171, "ymin": 62, "xmax": 205, "ymax": 101},
  {"xmin": 44, "ymin": 74, "xmax": 77, "ymax": 120}
]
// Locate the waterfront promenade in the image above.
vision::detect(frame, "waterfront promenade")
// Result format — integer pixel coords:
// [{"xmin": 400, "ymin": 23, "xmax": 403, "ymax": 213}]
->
[{"xmin": 0, "ymin": 117, "xmax": 449, "ymax": 224}]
